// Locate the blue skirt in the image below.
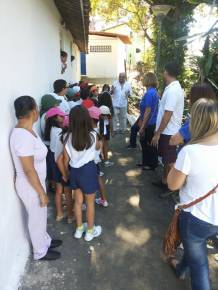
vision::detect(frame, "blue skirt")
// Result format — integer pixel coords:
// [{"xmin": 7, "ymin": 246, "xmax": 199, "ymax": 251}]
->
[
  {"xmin": 50, "ymin": 152, "xmax": 70, "ymax": 187},
  {"xmin": 69, "ymin": 161, "xmax": 99, "ymax": 194}
]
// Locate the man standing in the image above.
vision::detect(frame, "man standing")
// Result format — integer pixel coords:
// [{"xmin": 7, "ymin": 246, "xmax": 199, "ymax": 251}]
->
[
  {"xmin": 111, "ymin": 73, "xmax": 132, "ymax": 134},
  {"xmin": 151, "ymin": 62, "xmax": 184, "ymax": 192}
]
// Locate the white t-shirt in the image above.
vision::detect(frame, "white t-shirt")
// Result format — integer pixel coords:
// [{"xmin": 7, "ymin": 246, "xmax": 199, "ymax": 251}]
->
[
  {"xmin": 112, "ymin": 80, "xmax": 132, "ymax": 108},
  {"xmin": 68, "ymin": 99, "xmax": 82, "ymax": 110},
  {"xmin": 51, "ymin": 93, "xmax": 70, "ymax": 114},
  {"xmin": 175, "ymin": 144, "xmax": 218, "ymax": 225},
  {"xmin": 50, "ymin": 127, "xmax": 62, "ymax": 153},
  {"xmin": 156, "ymin": 81, "xmax": 184, "ymax": 135},
  {"xmin": 65, "ymin": 131, "xmax": 96, "ymax": 168},
  {"xmin": 93, "ymin": 127, "xmax": 101, "ymax": 164}
]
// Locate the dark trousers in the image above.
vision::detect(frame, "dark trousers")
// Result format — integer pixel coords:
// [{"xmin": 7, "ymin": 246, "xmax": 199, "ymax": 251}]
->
[
  {"xmin": 140, "ymin": 124, "xmax": 158, "ymax": 169},
  {"xmin": 129, "ymin": 121, "xmax": 140, "ymax": 147}
]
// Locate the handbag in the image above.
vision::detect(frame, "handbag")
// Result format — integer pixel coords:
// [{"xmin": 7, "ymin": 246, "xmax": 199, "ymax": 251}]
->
[{"xmin": 163, "ymin": 184, "xmax": 218, "ymax": 257}]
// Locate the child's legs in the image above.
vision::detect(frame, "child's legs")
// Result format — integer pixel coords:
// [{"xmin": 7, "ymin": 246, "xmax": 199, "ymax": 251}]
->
[
  {"xmin": 85, "ymin": 194, "xmax": 95, "ymax": 230},
  {"xmin": 74, "ymin": 189, "xmax": 84, "ymax": 227},
  {"xmin": 103, "ymin": 139, "xmax": 109, "ymax": 161},
  {"xmin": 55, "ymin": 183, "xmax": 63, "ymax": 217},
  {"xmin": 98, "ymin": 176, "xmax": 107, "ymax": 201},
  {"xmin": 64, "ymin": 187, "xmax": 74, "ymax": 218}
]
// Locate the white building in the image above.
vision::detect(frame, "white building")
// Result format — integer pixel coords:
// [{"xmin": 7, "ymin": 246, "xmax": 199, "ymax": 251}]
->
[
  {"xmin": 85, "ymin": 31, "xmax": 131, "ymax": 80},
  {"xmin": 0, "ymin": 0, "xmax": 89, "ymax": 289}
]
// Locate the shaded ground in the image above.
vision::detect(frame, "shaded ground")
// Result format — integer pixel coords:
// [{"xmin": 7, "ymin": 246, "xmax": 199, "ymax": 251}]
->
[{"xmin": 20, "ymin": 133, "xmax": 218, "ymax": 290}]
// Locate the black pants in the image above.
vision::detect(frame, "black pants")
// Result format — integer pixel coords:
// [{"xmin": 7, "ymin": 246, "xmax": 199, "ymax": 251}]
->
[{"xmin": 140, "ymin": 125, "xmax": 158, "ymax": 169}]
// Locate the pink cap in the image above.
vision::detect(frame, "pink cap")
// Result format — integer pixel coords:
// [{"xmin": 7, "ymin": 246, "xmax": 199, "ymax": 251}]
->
[
  {"xmin": 46, "ymin": 107, "xmax": 65, "ymax": 118},
  {"xmin": 88, "ymin": 106, "xmax": 101, "ymax": 120},
  {"xmin": 82, "ymin": 99, "xmax": 94, "ymax": 109}
]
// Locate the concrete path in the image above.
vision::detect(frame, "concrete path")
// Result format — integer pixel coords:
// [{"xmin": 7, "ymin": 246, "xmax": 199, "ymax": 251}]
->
[{"xmin": 20, "ymin": 133, "xmax": 218, "ymax": 290}]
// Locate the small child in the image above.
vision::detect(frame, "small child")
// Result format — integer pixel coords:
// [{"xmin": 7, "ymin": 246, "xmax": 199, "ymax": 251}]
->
[
  {"xmin": 99, "ymin": 106, "xmax": 114, "ymax": 167},
  {"xmin": 66, "ymin": 86, "xmax": 82, "ymax": 109},
  {"xmin": 88, "ymin": 106, "xmax": 109, "ymax": 207},
  {"xmin": 63, "ymin": 105, "xmax": 102, "ymax": 241},
  {"xmin": 44, "ymin": 108, "xmax": 73, "ymax": 223}
]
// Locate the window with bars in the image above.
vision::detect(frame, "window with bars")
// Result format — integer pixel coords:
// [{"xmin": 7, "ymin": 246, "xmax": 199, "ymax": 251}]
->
[{"xmin": 89, "ymin": 45, "xmax": 112, "ymax": 53}]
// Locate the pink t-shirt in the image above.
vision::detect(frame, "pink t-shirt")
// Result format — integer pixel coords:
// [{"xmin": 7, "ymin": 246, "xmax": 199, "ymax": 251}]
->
[{"xmin": 10, "ymin": 128, "xmax": 47, "ymax": 180}]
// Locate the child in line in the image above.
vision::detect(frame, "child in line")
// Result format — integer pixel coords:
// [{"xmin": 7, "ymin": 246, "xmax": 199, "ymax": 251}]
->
[
  {"xmin": 63, "ymin": 106, "xmax": 102, "ymax": 241},
  {"xmin": 44, "ymin": 108, "xmax": 73, "ymax": 223},
  {"xmin": 66, "ymin": 86, "xmax": 82, "ymax": 109},
  {"xmin": 88, "ymin": 106, "xmax": 109, "ymax": 207},
  {"xmin": 99, "ymin": 106, "xmax": 114, "ymax": 167}
]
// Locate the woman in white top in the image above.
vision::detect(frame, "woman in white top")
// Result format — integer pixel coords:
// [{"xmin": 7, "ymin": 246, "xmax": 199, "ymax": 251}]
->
[
  {"xmin": 167, "ymin": 99, "xmax": 218, "ymax": 290},
  {"xmin": 63, "ymin": 105, "xmax": 102, "ymax": 242}
]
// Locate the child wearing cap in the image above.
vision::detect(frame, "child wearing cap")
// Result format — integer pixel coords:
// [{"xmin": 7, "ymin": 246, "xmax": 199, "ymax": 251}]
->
[
  {"xmin": 88, "ymin": 106, "xmax": 109, "ymax": 207},
  {"xmin": 63, "ymin": 106, "xmax": 102, "ymax": 241},
  {"xmin": 66, "ymin": 86, "xmax": 82, "ymax": 109},
  {"xmin": 99, "ymin": 106, "xmax": 114, "ymax": 167},
  {"xmin": 44, "ymin": 107, "xmax": 73, "ymax": 223}
]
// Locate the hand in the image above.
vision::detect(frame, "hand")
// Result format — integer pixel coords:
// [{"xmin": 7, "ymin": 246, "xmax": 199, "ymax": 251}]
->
[
  {"xmin": 139, "ymin": 127, "xmax": 145, "ymax": 137},
  {"xmin": 169, "ymin": 133, "xmax": 184, "ymax": 146},
  {"xmin": 151, "ymin": 132, "xmax": 160, "ymax": 147},
  {"xmin": 40, "ymin": 193, "xmax": 49, "ymax": 207},
  {"xmin": 62, "ymin": 171, "xmax": 69, "ymax": 183}
]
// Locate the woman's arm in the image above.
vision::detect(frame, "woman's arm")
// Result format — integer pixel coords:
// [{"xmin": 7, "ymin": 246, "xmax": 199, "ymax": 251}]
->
[
  {"xmin": 19, "ymin": 156, "xmax": 48, "ymax": 207},
  {"xmin": 167, "ymin": 167, "xmax": 187, "ymax": 191},
  {"xmin": 139, "ymin": 107, "xmax": 151, "ymax": 135},
  {"xmin": 63, "ymin": 149, "xmax": 70, "ymax": 182}
]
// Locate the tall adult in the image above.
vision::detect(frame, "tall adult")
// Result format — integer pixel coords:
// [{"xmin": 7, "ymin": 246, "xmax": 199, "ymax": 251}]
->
[
  {"xmin": 10, "ymin": 96, "xmax": 62, "ymax": 260},
  {"xmin": 111, "ymin": 72, "xmax": 132, "ymax": 134},
  {"xmin": 137, "ymin": 72, "xmax": 159, "ymax": 170},
  {"xmin": 52, "ymin": 79, "xmax": 70, "ymax": 114},
  {"xmin": 151, "ymin": 62, "xmax": 184, "ymax": 189},
  {"xmin": 167, "ymin": 99, "xmax": 218, "ymax": 290}
]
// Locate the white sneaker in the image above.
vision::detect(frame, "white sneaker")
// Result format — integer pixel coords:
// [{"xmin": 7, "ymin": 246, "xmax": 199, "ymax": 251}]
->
[
  {"xmin": 84, "ymin": 225, "xmax": 102, "ymax": 242},
  {"xmin": 95, "ymin": 198, "xmax": 109, "ymax": 207},
  {"xmin": 74, "ymin": 223, "xmax": 87, "ymax": 239},
  {"xmin": 104, "ymin": 161, "xmax": 114, "ymax": 167}
]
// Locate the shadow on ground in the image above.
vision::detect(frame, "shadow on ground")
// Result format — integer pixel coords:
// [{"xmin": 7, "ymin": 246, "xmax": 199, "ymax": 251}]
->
[{"xmin": 20, "ymin": 132, "xmax": 218, "ymax": 290}]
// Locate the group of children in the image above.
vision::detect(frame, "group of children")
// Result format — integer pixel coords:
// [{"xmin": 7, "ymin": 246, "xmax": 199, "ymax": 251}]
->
[{"xmin": 40, "ymin": 79, "xmax": 115, "ymax": 241}]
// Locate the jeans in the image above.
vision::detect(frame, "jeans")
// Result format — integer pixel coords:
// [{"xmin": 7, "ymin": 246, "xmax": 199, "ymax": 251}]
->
[
  {"xmin": 129, "ymin": 121, "xmax": 140, "ymax": 147},
  {"xmin": 177, "ymin": 211, "xmax": 218, "ymax": 290},
  {"xmin": 113, "ymin": 106, "xmax": 127, "ymax": 132},
  {"xmin": 140, "ymin": 124, "xmax": 158, "ymax": 168}
]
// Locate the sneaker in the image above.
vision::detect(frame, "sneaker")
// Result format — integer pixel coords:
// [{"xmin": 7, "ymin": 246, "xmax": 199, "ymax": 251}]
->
[
  {"xmin": 126, "ymin": 145, "xmax": 136, "ymax": 149},
  {"xmin": 99, "ymin": 171, "xmax": 104, "ymax": 177},
  {"xmin": 56, "ymin": 215, "xmax": 64, "ymax": 222},
  {"xmin": 74, "ymin": 223, "xmax": 87, "ymax": 239},
  {"xmin": 84, "ymin": 225, "xmax": 102, "ymax": 242},
  {"xmin": 104, "ymin": 161, "xmax": 114, "ymax": 167},
  {"xmin": 49, "ymin": 239, "xmax": 63, "ymax": 249},
  {"xmin": 39, "ymin": 249, "xmax": 61, "ymax": 261},
  {"xmin": 95, "ymin": 198, "xmax": 109, "ymax": 207}
]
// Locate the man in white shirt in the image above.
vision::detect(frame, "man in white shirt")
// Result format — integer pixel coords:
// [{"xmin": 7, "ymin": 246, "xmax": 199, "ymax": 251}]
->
[
  {"xmin": 111, "ymin": 73, "xmax": 132, "ymax": 134},
  {"xmin": 151, "ymin": 62, "xmax": 184, "ymax": 190},
  {"xmin": 52, "ymin": 79, "xmax": 70, "ymax": 114}
]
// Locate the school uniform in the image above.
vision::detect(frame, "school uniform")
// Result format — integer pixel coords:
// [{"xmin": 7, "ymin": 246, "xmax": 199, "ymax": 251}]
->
[{"xmin": 65, "ymin": 131, "xmax": 99, "ymax": 194}]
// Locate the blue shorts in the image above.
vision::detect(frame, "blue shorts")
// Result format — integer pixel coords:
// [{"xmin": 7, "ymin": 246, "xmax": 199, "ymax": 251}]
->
[
  {"xmin": 50, "ymin": 152, "xmax": 70, "ymax": 187},
  {"xmin": 69, "ymin": 161, "xmax": 99, "ymax": 194}
]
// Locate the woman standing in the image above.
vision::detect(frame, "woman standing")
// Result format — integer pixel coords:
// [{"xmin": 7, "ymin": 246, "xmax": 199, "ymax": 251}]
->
[
  {"xmin": 137, "ymin": 72, "xmax": 159, "ymax": 170},
  {"xmin": 10, "ymin": 96, "xmax": 61, "ymax": 260},
  {"xmin": 167, "ymin": 99, "xmax": 218, "ymax": 290}
]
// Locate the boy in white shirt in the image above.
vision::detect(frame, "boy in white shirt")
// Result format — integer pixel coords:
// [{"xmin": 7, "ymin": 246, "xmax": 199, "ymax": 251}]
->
[
  {"xmin": 52, "ymin": 79, "xmax": 70, "ymax": 114},
  {"xmin": 151, "ymin": 62, "xmax": 184, "ymax": 191},
  {"xmin": 66, "ymin": 86, "xmax": 82, "ymax": 109}
]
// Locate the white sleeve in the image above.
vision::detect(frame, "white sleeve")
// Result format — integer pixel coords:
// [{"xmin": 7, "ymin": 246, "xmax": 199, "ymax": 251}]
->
[
  {"xmin": 175, "ymin": 147, "xmax": 191, "ymax": 175},
  {"xmin": 54, "ymin": 137, "xmax": 64, "ymax": 162},
  {"xmin": 164, "ymin": 89, "xmax": 178, "ymax": 112}
]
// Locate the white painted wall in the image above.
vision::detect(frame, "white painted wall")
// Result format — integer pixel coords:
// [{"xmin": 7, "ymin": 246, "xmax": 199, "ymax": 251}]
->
[
  {"xmin": 86, "ymin": 35, "xmax": 127, "ymax": 79},
  {"xmin": 0, "ymin": 0, "xmax": 81, "ymax": 289}
]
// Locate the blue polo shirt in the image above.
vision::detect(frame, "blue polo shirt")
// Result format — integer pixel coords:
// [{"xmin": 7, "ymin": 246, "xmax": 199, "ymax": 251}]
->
[
  {"xmin": 179, "ymin": 117, "xmax": 191, "ymax": 143},
  {"xmin": 140, "ymin": 87, "xmax": 159, "ymax": 126}
]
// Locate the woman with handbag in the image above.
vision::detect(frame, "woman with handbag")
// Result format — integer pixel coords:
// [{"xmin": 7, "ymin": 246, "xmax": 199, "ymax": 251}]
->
[{"xmin": 167, "ymin": 98, "xmax": 218, "ymax": 290}]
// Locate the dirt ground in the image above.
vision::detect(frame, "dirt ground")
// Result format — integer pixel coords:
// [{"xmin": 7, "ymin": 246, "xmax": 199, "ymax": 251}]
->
[{"xmin": 20, "ymin": 132, "xmax": 218, "ymax": 290}]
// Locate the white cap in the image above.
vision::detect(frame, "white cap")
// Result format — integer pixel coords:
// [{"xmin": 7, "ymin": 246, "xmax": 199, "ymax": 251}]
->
[{"xmin": 99, "ymin": 105, "xmax": 111, "ymax": 115}]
